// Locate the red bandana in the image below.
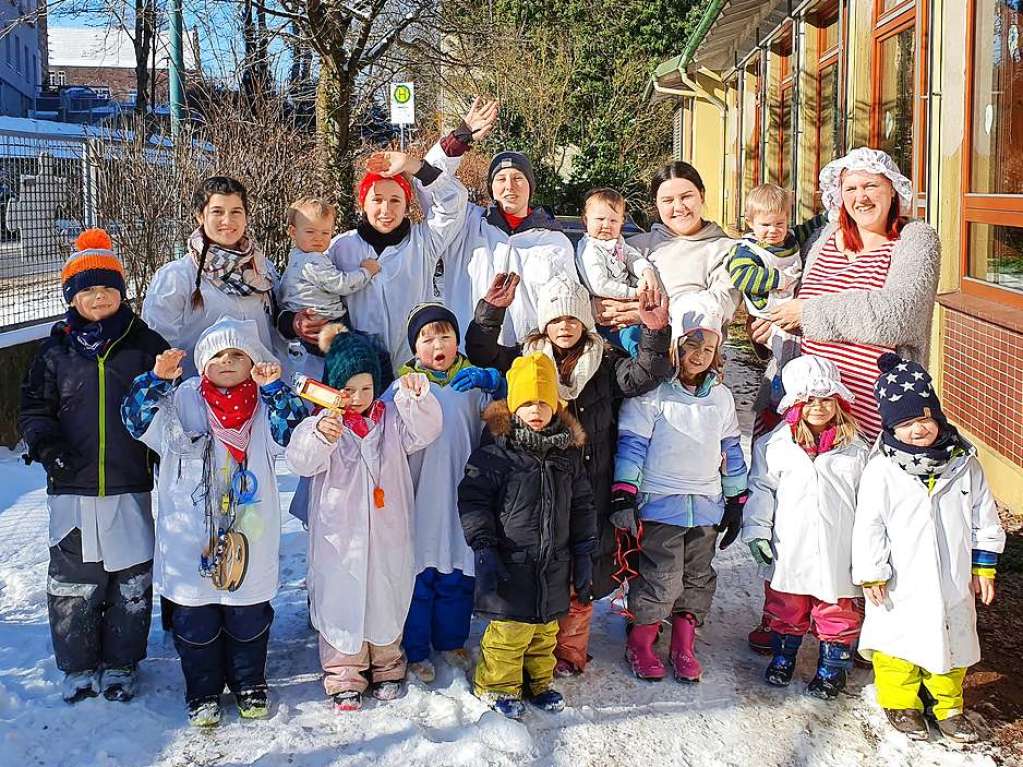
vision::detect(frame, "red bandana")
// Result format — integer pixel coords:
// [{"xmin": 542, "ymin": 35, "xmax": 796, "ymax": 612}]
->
[
  {"xmin": 342, "ymin": 400, "xmax": 385, "ymax": 439},
  {"xmin": 200, "ymin": 376, "xmax": 258, "ymax": 463}
]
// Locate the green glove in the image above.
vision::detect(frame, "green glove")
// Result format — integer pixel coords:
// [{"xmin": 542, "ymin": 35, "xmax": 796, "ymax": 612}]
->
[{"xmin": 749, "ymin": 539, "xmax": 773, "ymax": 567}]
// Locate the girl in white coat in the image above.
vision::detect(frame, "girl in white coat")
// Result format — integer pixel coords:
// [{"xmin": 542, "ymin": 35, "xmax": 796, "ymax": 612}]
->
[
  {"xmin": 742, "ymin": 355, "xmax": 867, "ymax": 699},
  {"xmin": 121, "ymin": 318, "xmax": 307, "ymax": 727},
  {"xmin": 853, "ymin": 353, "xmax": 1005, "ymax": 743},
  {"xmin": 142, "ymin": 177, "xmax": 283, "ymax": 378},
  {"xmin": 285, "ymin": 324, "xmax": 442, "ymax": 713}
]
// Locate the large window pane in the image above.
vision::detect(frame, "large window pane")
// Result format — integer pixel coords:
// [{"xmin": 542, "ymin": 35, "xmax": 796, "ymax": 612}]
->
[
  {"xmin": 879, "ymin": 0, "xmax": 913, "ymax": 15},
  {"xmin": 969, "ymin": 223, "xmax": 1023, "ymax": 293},
  {"xmin": 876, "ymin": 26, "xmax": 916, "ymax": 179},
  {"xmin": 971, "ymin": 0, "xmax": 1023, "ymax": 194},
  {"xmin": 780, "ymin": 88, "xmax": 792, "ymax": 189},
  {"xmin": 818, "ymin": 65, "xmax": 840, "ymax": 169}
]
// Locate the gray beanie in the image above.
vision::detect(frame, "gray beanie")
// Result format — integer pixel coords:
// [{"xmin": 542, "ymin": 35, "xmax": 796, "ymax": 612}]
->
[{"xmin": 488, "ymin": 151, "xmax": 535, "ymax": 195}]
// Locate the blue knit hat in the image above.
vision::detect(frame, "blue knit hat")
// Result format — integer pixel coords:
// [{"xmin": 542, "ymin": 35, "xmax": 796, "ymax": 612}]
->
[
  {"xmin": 874, "ymin": 352, "xmax": 946, "ymax": 431},
  {"xmin": 406, "ymin": 302, "xmax": 460, "ymax": 353},
  {"xmin": 320, "ymin": 324, "xmax": 384, "ymax": 397}
]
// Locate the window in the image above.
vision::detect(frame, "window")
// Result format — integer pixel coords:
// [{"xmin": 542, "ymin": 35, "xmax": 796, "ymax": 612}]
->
[
  {"xmin": 815, "ymin": 3, "xmax": 846, "ymax": 209},
  {"xmin": 772, "ymin": 29, "xmax": 794, "ymax": 191},
  {"xmin": 962, "ymin": 0, "xmax": 1023, "ymax": 306},
  {"xmin": 872, "ymin": 13, "xmax": 916, "ymax": 181}
]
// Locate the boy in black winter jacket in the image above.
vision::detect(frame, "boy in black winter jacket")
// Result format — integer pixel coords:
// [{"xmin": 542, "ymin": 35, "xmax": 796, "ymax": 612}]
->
[
  {"xmin": 18, "ymin": 229, "xmax": 168, "ymax": 704},
  {"xmin": 458, "ymin": 352, "xmax": 596, "ymax": 720}
]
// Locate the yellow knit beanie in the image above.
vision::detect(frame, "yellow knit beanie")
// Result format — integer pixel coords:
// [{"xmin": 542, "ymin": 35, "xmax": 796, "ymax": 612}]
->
[{"xmin": 507, "ymin": 352, "xmax": 560, "ymax": 413}]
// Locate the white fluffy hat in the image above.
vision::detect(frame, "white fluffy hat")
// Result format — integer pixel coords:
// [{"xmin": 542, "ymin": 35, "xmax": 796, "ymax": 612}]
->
[
  {"xmin": 193, "ymin": 317, "xmax": 277, "ymax": 374},
  {"xmin": 818, "ymin": 146, "xmax": 913, "ymax": 223},
  {"xmin": 536, "ymin": 273, "xmax": 595, "ymax": 331},
  {"xmin": 669, "ymin": 293, "xmax": 724, "ymax": 348},
  {"xmin": 777, "ymin": 355, "xmax": 855, "ymax": 413}
]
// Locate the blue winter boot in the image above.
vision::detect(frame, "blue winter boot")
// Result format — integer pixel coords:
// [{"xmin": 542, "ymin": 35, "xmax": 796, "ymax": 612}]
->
[
  {"xmin": 764, "ymin": 633, "xmax": 803, "ymax": 687},
  {"xmin": 806, "ymin": 641, "xmax": 853, "ymax": 700}
]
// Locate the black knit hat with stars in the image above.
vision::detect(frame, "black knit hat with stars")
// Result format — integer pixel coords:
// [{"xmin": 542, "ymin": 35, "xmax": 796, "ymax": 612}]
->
[{"xmin": 874, "ymin": 352, "xmax": 946, "ymax": 432}]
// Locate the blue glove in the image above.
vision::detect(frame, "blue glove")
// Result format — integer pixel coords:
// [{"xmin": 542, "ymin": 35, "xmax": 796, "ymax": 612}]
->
[
  {"xmin": 450, "ymin": 366, "xmax": 504, "ymax": 394},
  {"xmin": 474, "ymin": 547, "xmax": 510, "ymax": 596}
]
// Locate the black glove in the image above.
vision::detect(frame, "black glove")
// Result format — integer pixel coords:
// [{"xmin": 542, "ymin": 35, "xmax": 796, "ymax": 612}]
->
[
  {"xmin": 29, "ymin": 440, "xmax": 82, "ymax": 484},
  {"xmin": 716, "ymin": 493, "xmax": 747, "ymax": 550},
  {"xmin": 474, "ymin": 547, "xmax": 510, "ymax": 596},
  {"xmin": 608, "ymin": 489, "xmax": 639, "ymax": 537},
  {"xmin": 572, "ymin": 553, "xmax": 594, "ymax": 603}
]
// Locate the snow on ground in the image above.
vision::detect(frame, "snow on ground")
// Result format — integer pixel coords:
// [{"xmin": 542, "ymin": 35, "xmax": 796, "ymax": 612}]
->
[{"xmin": 0, "ymin": 344, "xmax": 1006, "ymax": 766}]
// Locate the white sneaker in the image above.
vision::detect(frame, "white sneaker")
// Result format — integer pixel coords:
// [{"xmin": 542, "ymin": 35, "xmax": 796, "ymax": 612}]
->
[
  {"xmin": 441, "ymin": 648, "xmax": 473, "ymax": 671},
  {"xmin": 408, "ymin": 659, "xmax": 436, "ymax": 683},
  {"xmin": 62, "ymin": 670, "xmax": 100, "ymax": 703}
]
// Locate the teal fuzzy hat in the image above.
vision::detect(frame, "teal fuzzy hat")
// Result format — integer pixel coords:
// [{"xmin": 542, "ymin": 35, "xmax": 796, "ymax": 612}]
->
[{"xmin": 319, "ymin": 323, "xmax": 384, "ymax": 397}]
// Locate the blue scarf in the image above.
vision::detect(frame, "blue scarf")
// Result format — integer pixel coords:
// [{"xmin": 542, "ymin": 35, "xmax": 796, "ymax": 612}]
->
[{"xmin": 65, "ymin": 304, "xmax": 134, "ymax": 359}]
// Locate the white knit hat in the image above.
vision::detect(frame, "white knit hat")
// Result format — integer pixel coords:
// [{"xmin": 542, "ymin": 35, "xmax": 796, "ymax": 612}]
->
[
  {"xmin": 194, "ymin": 317, "xmax": 277, "ymax": 375},
  {"xmin": 536, "ymin": 273, "xmax": 595, "ymax": 331},
  {"xmin": 669, "ymin": 294, "xmax": 724, "ymax": 348},
  {"xmin": 777, "ymin": 355, "xmax": 855, "ymax": 413}
]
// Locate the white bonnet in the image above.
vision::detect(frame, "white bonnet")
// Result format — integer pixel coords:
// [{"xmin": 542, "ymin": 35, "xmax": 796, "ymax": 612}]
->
[
  {"xmin": 777, "ymin": 355, "xmax": 855, "ymax": 413},
  {"xmin": 818, "ymin": 147, "xmax": 913, "ymax": 223},
  {"xmin": 193, "ymin": 317, "xmax": 277, "ymax": 374}
]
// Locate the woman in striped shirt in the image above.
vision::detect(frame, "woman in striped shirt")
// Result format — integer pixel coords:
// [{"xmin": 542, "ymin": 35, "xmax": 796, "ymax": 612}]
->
[{"xmin": 746, "ymin": 147, "xmax": 941, "ymax": 653}]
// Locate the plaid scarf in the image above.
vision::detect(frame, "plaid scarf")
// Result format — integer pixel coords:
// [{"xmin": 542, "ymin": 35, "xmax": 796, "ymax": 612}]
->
[
  {"xmin": 200, "ymin": 376, "xmax": 258, "ymax": 463},
  {"xmin": 343, "ymin": 400, "xmax": 385, "ymax": 438},
  {"xmin": 508, "ymin": 414, "xmax": 572, "ymax": 455},
  {"xmin": 189, "ymin": 228, "xmax": 272, "ymax": 298},
  {"xmin": 64, "ymin": 304, "xmax": 134, "ymax": 360}
]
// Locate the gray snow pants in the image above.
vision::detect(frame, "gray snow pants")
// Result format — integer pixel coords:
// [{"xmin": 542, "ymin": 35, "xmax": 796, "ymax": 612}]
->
[
  {"xmin": 47, "ymin": 529, "xmax": 153, "ymax": 672},
  {"xmin": 628, "ymin": 522, "xmax": 718, "ymax": 625}
]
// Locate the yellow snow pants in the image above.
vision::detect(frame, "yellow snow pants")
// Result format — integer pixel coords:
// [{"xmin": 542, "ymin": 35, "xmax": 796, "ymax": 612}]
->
[
  {"xmin": 474, "ymin": 619, "xmax": 558, "ymax": 699},
  {"xmin": 872, "ymin": 650, "xmax": 967, "ymax": 721}
]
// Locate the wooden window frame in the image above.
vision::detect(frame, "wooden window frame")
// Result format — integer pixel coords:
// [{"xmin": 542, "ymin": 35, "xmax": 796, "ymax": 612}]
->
[
  {"xmin": 960, "ymin": 0, "xmax": 1023, "ymax": 309},
  {"xmin": 815, "ymin": 9, "xmax": 846, "ymax": 209}
]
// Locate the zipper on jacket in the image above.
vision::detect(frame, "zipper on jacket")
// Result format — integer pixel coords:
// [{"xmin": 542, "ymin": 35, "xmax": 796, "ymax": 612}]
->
[
  {"xmin": 536, "ymin": 454, "xmax": 550, "ymax": 618},
  {"xmin": 95, "ymin": 320, "xmax": 135, "ymax": 497}
]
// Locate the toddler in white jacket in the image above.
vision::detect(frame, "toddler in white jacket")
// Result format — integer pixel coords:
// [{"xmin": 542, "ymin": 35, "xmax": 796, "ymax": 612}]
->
[
  {"xmin": 853, "ymin": 353, "xmax": 1005, "ymax": 743},
  {"xmin": 742, "ymin": 356, "xmax": 867, "ymax": 700},
  {"xmin": 575, "ymin": 188, "xmax": 657, "ymax": 357}
]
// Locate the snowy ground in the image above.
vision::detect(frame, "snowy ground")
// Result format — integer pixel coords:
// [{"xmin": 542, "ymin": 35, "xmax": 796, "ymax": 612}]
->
[{"xmin": 0, "ymin": 344, "xmax": 1007, "ymax": 767}]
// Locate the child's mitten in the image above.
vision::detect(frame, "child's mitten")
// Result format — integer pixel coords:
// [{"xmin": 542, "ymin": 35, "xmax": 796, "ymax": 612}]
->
[
  {"xmin": 748, "ymin": 539, "xmax": 773, "ymax": 567},
  {"xmin": 474, "ymin": 547, "xmax": 510, "ymax": 596},
  {"xmin": 716, "ymin": 493, "xmax": 747, "ymax": 550},
  {"xmin": 609, "ymin": 488, "xmax": 639, "ymax": 537},
  {"xmin": 450, "ymin": 366, "xmax": 504, "ymax": 395},
  {"xmin": 571, "ymin": 542, "xmax": 595, "ymax": 603}
]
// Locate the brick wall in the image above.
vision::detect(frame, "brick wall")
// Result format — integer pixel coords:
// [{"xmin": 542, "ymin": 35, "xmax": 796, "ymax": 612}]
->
[
  {"xmin": 56, "ymin": 66, "xmax": 169, "ymax": 100},
  {"xmin": 942, "ymin": 308, "xmax": 1023, "ymax": 466}
]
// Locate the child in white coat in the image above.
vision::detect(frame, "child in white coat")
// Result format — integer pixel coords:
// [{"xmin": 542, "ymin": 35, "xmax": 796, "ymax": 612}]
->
[
  {"xmin": 611, "ymin": 296, "xmax": 748, "ymax": 683},
  {"xmin": 742, "ymin": 355, "xmax": 867, "ymax": 699},
  {"xmin": 398, "ymin": 303, "xmax": 504, "ymax": 683},
  {"xmin": 853, "ymin": 353, "xmax": 1005, "ymax": 743},
  {"xmin": 121, "ymin": 317, "xmax": 306, "ymax": 727},
  {"xmin": 285, "ymin": 325, "xmax": 442, "ymax": 713}
]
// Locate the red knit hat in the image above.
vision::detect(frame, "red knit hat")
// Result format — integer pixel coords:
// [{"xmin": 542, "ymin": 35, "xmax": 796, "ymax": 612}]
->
[
  {"xmin": 357, "ymin": 172, "xmax": 412, "ymax": 207},
  {"xmin": 61, "ymin": 229, "xmax": 126, "ymax": 304}
]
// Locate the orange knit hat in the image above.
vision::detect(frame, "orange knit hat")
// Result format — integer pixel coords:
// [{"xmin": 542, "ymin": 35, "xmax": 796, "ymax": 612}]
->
[{"xmin": 61, "ymin": 229, "xmax": 125, "ymax": 303}]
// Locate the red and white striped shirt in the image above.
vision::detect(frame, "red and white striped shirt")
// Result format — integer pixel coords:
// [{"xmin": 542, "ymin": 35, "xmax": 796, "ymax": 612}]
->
[{"xmin": 798, "ymin": 234, "xmax": 895, "ymax": 441}]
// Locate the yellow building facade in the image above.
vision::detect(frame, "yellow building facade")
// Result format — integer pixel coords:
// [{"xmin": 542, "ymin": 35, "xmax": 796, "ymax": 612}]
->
[{"xmin": 654, "ymin": 0, "xmax": 1023, "ymax": 512}]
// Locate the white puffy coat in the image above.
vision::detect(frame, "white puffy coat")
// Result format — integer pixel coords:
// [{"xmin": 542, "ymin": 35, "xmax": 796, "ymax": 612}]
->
[
  {"xmin": 139, "ymin": 379, "xmax": 284, "ymax": 607},
  {"xmin": 285, "ymin": 381, "xmax": 442, "ymax": 654},
  {"xmin": 425, "ymin": 145, "xmax": 578, "ymax": 345},
  {"xmin": 142, "ymin": 257, "xmax": 285, "ymax": 378},
  {"xmin": 407, "ymin": 383, "xmax": 488, "ymax": 576},
  {"xmin": 742, "ymin": 424, "xmax": 868, "ymax": 603},
  {"xmin": 320, "ymin": 171, "xmax": 468, "ymax": 373},
  {"xmin": 852, "ymin": 447, "xmax": 1006, "ymax": 673}
]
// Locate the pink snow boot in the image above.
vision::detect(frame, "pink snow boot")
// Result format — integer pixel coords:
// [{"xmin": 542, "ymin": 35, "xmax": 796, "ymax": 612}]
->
[
  {"xmin": 625, "ymin": 623, "xmax": 666, "ymax": 680},
  {"xmin": 669, "ymin": 613, "xmax": 702, "ymax": 683}
]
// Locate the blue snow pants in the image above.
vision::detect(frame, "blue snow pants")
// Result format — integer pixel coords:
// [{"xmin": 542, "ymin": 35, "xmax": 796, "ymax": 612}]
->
[{"xmin": 402, "ymin": 568, "xmax": 475, "ymax": 663}]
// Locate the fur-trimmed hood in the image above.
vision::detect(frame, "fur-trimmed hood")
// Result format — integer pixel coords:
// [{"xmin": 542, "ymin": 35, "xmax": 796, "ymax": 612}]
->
[{"xmin": 482, "ymin": 400, "xmax": 587, "ymax": 448}]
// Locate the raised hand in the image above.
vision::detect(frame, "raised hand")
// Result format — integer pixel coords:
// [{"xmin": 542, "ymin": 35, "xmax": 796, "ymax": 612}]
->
[
  {"xmin": 316, "ymin": 412, "xmax": 343, "ymax": 443},
  {"xmin": 462, "ymin": 96, "xmax": 500, "ymax": 142},
  {"xmin": 153, "ymin": 348, "xmax": 187, "ymax": 380},
  {"xmin": 637, "ymin": 286, "xmax": 670, "ymax": 331},
  {"xmin": 251, "ymin": 361, "xmax": 282, "ymax": 387},
  {"xmin": 483, "ymin": 272, "xmax": 520, "ymax": 308},
  {"xmin": 365, "ymin": 151, "xmax": 421, "ymax": 178},
  {"xmin": 399, "ymin": 371, "xmax": 428, "ymax": 397}
]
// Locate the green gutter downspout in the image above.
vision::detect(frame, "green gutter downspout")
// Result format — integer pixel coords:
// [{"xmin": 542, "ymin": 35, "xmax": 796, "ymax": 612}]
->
[{"xmin": 677, "ymin": 0, "xmax": 729, "ymax": 71}]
